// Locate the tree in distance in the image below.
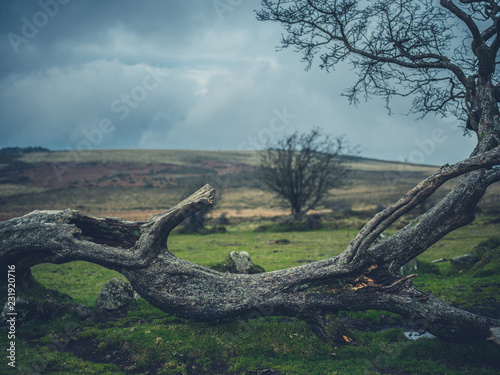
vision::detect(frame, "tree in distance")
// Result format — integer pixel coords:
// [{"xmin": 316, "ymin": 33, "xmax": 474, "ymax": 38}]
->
[
  {"xmin": 259, "ymin": 128, "xmax": 351, "ymax": 221},
  {"xmin": 2, "ymin": 0, "xmax": 500, "ymax": 347}
]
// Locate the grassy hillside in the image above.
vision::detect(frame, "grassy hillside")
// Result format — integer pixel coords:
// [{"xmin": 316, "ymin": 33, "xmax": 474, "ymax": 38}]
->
[
  {"xmin": 1, "ymin": 149, "xmax": 499, "ymax": 221},
  {"xmin": 1, "ymin": 149, "xmax": 500, "ymax": 374}
]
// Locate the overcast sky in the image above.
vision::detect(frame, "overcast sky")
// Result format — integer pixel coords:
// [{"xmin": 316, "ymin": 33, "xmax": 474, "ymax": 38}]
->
[{"xmin": 0, "ymin": 0, "xmax": 477, "ymax": 165}]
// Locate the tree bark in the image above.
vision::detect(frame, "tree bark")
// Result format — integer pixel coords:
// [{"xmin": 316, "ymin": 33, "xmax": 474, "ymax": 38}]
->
[{"xmin": 1, "ymin": 166, "xmax": 500, "ymax": 345}]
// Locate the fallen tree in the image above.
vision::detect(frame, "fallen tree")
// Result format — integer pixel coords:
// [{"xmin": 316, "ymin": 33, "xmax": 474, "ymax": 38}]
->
[
  {"xmin": 1, "ymin": 155, "xmax": 500, "ymax": 345},
  {"xmin": 2, "ymin": 0, "xmax": 500, "ymax": 347}
]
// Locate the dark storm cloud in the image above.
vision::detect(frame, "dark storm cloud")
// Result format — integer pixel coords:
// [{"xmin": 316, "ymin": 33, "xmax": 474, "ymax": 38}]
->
[
  {"xmin": 0, "ymin": 0, "xmax": 477, "ymax": 165},
  {"xmin": 1, "ymin": 0, "xmax": 213, "ymax": 72}
]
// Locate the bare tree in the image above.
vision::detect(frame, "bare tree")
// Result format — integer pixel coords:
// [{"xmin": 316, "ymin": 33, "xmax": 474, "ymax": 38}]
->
[
  {"xmin": 256, "ymin": 0, "xmax": 500, "ymax": 149},
  {"xmin": 259, "ymin": 128, "xmax": 349, "ymax": 220},
  {"xmin": 2, "ymin": 0, "xmax": 500, "ymax": 346}
]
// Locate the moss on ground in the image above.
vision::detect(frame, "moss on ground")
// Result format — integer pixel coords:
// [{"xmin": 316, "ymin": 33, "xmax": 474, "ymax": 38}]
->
[{"xmin": 2, "ymin": 218, "xmax": 499, "ymax": 374}]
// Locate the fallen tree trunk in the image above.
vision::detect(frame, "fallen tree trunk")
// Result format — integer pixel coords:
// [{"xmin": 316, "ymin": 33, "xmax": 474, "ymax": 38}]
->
[{"xmin": 1, "ymin": 157, "xmax": 500, "ymax": 345}]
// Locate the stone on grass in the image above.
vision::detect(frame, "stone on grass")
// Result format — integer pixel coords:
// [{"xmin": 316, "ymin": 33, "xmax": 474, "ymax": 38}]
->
[
  {"xmin": 211, "ymin": 251, "xmax": 265, "ymax": 274},
  {"xmin": 228, "ymin": 251, "xmax": 258, "ymax": 274},
  {"xmin": 96, "ymin": 278, "xmax": 139, "ymax": 311},
  {"xmin": 488, "ymin": 327, "xmax": 500, "ymax": 345},
  {"xmin": 1, "ymin": 297, "xmax": 36, "ymax": 325},
  {"xmin": 67, "ymin": 303, "xmax": 94, "ymax": 321},
  {"xmin": 431, "ymin": 258, "xmax": 447, "ymax": 263},
  {"xmin": 0, "ymin": 297, "xmax": 92, "ymax": 326},
  {"xmin": 449, "ymin": 254, "xmax": 478, "ymax": 266}
]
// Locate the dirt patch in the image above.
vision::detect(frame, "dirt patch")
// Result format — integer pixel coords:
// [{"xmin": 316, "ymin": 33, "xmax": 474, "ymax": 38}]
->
[
  {"xmin": 210, "ymin": 208, "xmax": 290, "ymax": 218},
  {"xmin": 209, "ymin": 208, "xmax": 333, "ymax": 219},
  {"xmin": 97, "ymin": 207, "xmax": 335, "ymax": 222}
]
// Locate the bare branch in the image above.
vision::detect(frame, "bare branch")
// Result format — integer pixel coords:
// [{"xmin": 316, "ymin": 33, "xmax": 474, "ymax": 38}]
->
[
  {"xmin": 257, "ymin": 0, "xmax": 473, "ymax": 120},
  {"xmin": 343, "ymin": 145, "xmax": 500, "ymax": 263},
  {"xmin": 441, "ymin": 0, "xmax": 483, "ymax": 47}
]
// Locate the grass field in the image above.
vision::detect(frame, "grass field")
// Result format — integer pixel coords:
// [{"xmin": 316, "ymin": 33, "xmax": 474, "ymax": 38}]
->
[
  {"xmin": 2, "ymin": 149, "xmax": 499, "ymax": 220},
  {"xmin": 1, "ymin": 217, "xmax": 499, "ymax": 374},
  {"xmin": 1, "ymin": 149, "xmax": 500, "ymax": 374}
]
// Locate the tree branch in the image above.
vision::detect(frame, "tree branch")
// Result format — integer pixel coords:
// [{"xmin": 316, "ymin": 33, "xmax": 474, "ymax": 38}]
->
[
  {"xmin": 257, "ymin": 0, "xmax": 472, "ymax": 117},
  {"xmin": 0, "ymin": 184, "xmax": 215, "ymax": 270},
  {"xmin": 342, "ymin": 146, "xmax": 500, "ymax": 263},
  {"xmin": 2, "ymin": 178, "xmax": 500, "ymax": 344},
  {"xmin": 441, "ymin": 0, "xmax": 483, "ymax": 48}
]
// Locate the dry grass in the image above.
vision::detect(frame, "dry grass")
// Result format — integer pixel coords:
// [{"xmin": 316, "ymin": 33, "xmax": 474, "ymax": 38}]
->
[
  {"xmin": 345, "ymin": 158, "xmax": 437, "ymax": 173},
  {"xmin": 1, "ymin": 149, "xmax": 499, "ymax": 221},
  {"xmin": 17, "ymin": 149, "xmax": 260, "ymax": 165},
  {"xmin": 0, "ymin": 184, "xmax": 48, "ymax": 197}
]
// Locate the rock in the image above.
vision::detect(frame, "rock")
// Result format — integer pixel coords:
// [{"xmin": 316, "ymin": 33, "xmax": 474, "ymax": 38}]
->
[
  {"xmin": 0, "ymin": 297, "xmax": 91, "ymax": 326},
  {"xmin": 96, "ymin": 278, "xmax": 139, "ymax": 311},
  {"xmin": 228, "ymin": 251, "xmax": 254, "ymax": 273},
  {"xmin": 487, "ymin": 327, "xmax": 500, "ymax": 345},
  {"xmin": 278, "ymin": 216, "xmax": 294, "ymax": 226},
  {"xmin": 67, "ymin": 303, "xmax": 94, "ymax": 321},
  {"xmin": 1, "ymin": 297, "xmax": 38, "ymax": 326},
  {"xmin": 398, "ymin": 259, "xmax": 418, "ymax": 275},
  {"xmin": 404, "ymin": 330, "xmax": 436, "ymax": 340},
  {"xmin": 431, "ymin": 258, "xmax": 447, "ymax": 263},
  {"xmin": 449, "ymin": 254, "xmax": 478, "ymax": 266},
  {"xmin": 209, "ymin": 252, "xmax": 265, "ymax": 274},
  {"xmin": 329, "ymin": 200, "xmax": 352, "ymax": 214},
  {"xmin": 215, "ymin": 251, "xmax": 265, "ymax": 274},
  {"xmin": 254, "ymin": 225, "xmax": 269, "ymax": 232}
]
